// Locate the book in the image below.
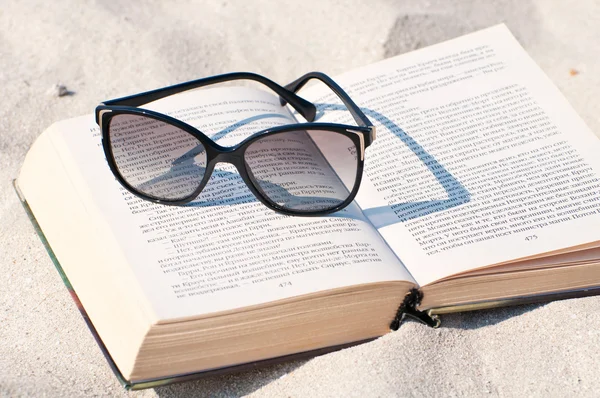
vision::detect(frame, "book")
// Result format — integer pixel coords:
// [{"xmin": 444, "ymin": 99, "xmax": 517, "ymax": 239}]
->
[{"xmin": 15, "ymin": 24, "xmax": 600, "ymax": 389}]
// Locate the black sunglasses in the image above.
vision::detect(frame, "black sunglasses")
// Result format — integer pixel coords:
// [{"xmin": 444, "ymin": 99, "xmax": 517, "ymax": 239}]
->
[{"xmin": 95, "ymin": 72, "xmax": 376, "ymax": 216}]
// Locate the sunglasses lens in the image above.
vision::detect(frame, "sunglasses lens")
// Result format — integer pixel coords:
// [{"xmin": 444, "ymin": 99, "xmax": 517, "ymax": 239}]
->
[
  {"xmin": 244, "ymin": 129, "xmax": 360, "ymax": 212},
  {"xmin": 108, "ymin": 113, "xmax": 207, "ymax": 201}
]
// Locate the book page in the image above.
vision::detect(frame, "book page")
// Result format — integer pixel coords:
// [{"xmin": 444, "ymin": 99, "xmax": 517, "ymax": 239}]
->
[
  {"xmin": 300, "ymin": 25, "xmax": 600, "ymax": 286},
  {"xmin": 49, "ymin": 86, "xmax": 414, "ymax": 320}
]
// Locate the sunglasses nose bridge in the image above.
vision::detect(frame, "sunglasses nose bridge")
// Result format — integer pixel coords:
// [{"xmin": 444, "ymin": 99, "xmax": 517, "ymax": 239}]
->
[{"xmin": 210, "ymin": 150, "xmax": 245, "ymax": 169}]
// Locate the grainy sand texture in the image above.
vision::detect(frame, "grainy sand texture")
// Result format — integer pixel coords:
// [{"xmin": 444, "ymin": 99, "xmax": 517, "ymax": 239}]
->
[{"xmin": 1, "ymin": 1, "xmax": 599, "ymax": 397}]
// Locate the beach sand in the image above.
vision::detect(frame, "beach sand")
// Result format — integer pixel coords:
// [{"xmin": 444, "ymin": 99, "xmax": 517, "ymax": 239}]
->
[{"xmin": 1, "ymin": 0, "xmax": 599, "ymax": 396}]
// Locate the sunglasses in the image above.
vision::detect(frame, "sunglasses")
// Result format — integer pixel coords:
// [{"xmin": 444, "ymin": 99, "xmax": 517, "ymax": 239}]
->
[{"xmin": 95, "ymin": 72, "xmax": 376, "ymax": 216}]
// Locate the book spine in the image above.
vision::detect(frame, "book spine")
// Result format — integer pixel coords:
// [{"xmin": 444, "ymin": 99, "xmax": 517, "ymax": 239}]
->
[{"xmin": 390, "ymin": 288, "xmax": 440, "ymax": 330}]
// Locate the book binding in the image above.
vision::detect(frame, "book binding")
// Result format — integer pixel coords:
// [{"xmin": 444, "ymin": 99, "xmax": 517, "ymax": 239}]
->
[{"xmin": 390, "ymin": 288, "xmax": 441, "ymax": 330}]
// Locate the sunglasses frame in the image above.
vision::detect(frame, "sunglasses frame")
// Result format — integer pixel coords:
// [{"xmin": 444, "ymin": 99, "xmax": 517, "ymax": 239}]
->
[{"xmin": 96, "ymin": 72, "xmax": 376, "ymax": 216}]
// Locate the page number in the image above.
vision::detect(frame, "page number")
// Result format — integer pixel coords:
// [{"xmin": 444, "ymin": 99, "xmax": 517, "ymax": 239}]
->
[
  {"xmin": 279, "ymin": 281, "xmax": 292, "ymax": 288},
  {"xmin": 525, "ymin": 235, "xmax": 538, "ymax": 241}
]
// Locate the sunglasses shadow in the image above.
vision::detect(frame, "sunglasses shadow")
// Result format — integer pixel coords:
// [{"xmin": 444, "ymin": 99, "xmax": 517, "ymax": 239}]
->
[
  {"xmin": 138, "ymin": 104, "xmax": 470, "ymax": 227},
  {"xmin": 313, "ymin": 103, "xmax": 471, "ymax": 229}
]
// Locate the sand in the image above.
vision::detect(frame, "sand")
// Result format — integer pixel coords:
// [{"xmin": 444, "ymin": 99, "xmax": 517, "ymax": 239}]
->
[{"xmin": 1, "ymin": 0, "xmax": 599, "ymax": 396}]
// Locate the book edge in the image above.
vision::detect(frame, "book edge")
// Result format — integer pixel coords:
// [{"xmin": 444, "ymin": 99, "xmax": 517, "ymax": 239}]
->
[
  {"xmin": 425, "ymin": 287, "xmax": 600, "ymax": 315},
  {"xmin": 127, "ymin": 339, "xmax": 374, "ymax": 390}
]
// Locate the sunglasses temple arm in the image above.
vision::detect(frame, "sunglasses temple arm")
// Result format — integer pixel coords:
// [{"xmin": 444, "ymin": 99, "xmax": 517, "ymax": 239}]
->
[
  {"xmin": 101, "ymin": 72, "xmax": 317, "ymax": 123},
  {"xmin": 280, "ymin": 72, "xmax": 374, "ymax": 130}
]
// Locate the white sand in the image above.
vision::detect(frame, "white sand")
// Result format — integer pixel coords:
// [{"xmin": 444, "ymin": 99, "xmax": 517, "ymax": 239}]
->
[{"xmin": 1, "ymin": 0, "xmax": 599, "ymax": 396}]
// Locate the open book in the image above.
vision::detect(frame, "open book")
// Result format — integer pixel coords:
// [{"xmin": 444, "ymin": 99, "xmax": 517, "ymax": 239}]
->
[{"xmin": 15, "ymin": 25, "xmax": 600, "ymax": 389}]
